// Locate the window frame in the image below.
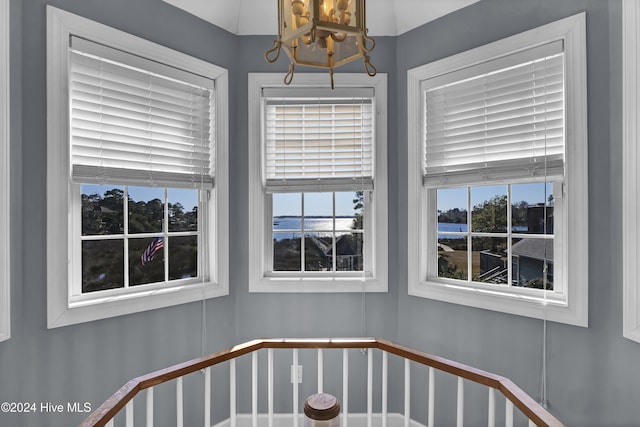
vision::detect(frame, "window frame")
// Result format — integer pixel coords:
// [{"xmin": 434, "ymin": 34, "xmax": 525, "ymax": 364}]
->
[
  {"xmin": 623, "ymin": 0, "xmax": 640, "ymax": 343},
  {"xmin": 248, "ymin": 73, "xmax": 388, "ymax": 293},
  {"xmin": 46, "ymin": 6, "xmax": 229, "ymax": 328},
  {"xmin": 407, "ymin": 13, "xmax": 588, "ymax": 327},
  {"xmin": 0, "ymin": 0, "xmax": 10, "ymax": 342}
]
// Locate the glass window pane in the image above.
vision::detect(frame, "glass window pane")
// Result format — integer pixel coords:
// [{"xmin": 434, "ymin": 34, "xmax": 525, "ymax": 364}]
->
[
  {"xmin": 81, "ymin": 185, "xmax": 124, "ymax": 235},
  {"xmin": 335, "ymin": 191, "xmax": 364, "ymax": 231},
  {"xmin": 511, "ymin": 237, "xmax": 554, "ymax": 290},
  {"xmin": 169, "ymin": 236, "xmax": 198, "ymax": 280},
  {"xmin": 304, "ymin": 217, "xmax": 334, "ymax": 233},
  {"xmin": 471, "ymin": 186, "xmax": 508, "ymax": 233},
  {"xmin": 273, "ymin": 232, "xmax": 301, "ymax": 271},
  {"xmin": 336, "ymin": 232, "xmax": 363, "ymax": 271},
  {"xmin": 130, "ymin": 237, "xmax": 165, "ymax": 286},
  {"xmin": 304, "ymin": 232, "xmax": 333, "ymax": 271},
  {"xmin": 273, "ymin": 193, "xmax": 302, "ymax": 232},
  {"xmin": 471, "ymin": 237, "xmax": 507, "ymax": 284},
  {"xmin": 304, "ymin": 192, "xmax": 333, "ymax": 225},
  {"xmin": 437, "ymin": 236, "xmax": 468, "ymax": 280},
  {"xmin": 437, "ymin": 187, "xmax": 468, "ymax": 226},
  {"xmin": 168, "ymin": 188, "xmax": 198, "ymax": 232},
  {"xmin": 273, "ymin": 193, "xmax": 302, "ymax": 218},
  {"xmin": 128, "ymin": 186, "xmax": 164, "ymax": 234},
  {"xmin": 511, "ymin": 182, "xmax": 554, "ymax": 234},
  {"xmin": 82, "ymin": 239, "xmax": 124, "ymax": 292}
]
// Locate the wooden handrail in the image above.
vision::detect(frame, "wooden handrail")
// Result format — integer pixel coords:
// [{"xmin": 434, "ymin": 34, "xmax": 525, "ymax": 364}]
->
[{"xmin": 79, "ymin": 338, "xmax": 563, "ymax": 427}]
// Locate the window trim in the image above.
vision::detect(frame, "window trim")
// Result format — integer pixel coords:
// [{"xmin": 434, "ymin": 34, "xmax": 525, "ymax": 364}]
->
[
  {"xmin": 0, "ymin": 0, "xmax": 10, "ymax": 342},
  {"xmin": 248, "ymin": 73, "xmax": 388, "ymax": 293},
  {"xmin": 46, "ymin": 6, "xmax": 229, "ymax": 328},
  {"xmin": 407, "ymin": 13, "xmax": 588, "ymax": 327},
  {"xmin": 623, "ymin": 0, "xmax": 640, "ymax": 343}
]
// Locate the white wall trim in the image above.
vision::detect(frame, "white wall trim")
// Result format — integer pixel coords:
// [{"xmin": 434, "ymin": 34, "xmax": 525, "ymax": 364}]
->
[
  {"xmin": 46, "ymin": 6, "xmax": 229, "ymax": 328},
  {"xmin": 407, "ymin": 13, "xmax": 588, "ymax": 327},
  {"xmin": 247, "ymin": 73, "xmax": 388, "ymax": 293},
  {"xmin": 0, "ymin": 0, "xmax": 11, "ymax": 342},
  {"xmin": 212, "ymin": 413, "xmax": 426, "ymax": 427},
  {"xmin": 622, "ymin": 0, "xmax": 640, "ymax": 344}
]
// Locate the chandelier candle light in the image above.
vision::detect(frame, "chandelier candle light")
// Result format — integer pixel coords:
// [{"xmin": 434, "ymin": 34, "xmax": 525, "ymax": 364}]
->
[{"xmin": 265, "ymin": 0, "xmax": 376, "ymax": 88}]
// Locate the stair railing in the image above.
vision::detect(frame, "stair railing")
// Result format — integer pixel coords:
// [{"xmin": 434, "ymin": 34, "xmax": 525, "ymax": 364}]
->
[{"xmin": 78, "ymin": 338, "xmax": 563, "ymax": 427}]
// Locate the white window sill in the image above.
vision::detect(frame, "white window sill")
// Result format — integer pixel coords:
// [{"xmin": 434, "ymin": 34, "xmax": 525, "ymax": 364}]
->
[
  {"xmin": 409, "ymin": 279, "xmax": 587, "ymax": 327},
  {"xmin": 48, "ymin": 281, "xmax": 227, "ymax": 328},
  {"xmin": 250, "ymin": 274, "xmax": 387, "ymax": 293}
]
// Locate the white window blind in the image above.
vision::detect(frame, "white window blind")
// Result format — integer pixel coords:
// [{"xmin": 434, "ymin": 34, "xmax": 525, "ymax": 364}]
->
[
  {"xmin": 263, "ymin": 92, "xmax": 374, "ymax": 193},
  {"xmin": 422, "ymin": 42, "xmax": 565, "ymax": 187},
  {"xmin": 69, "ymin": 36, "xmax": 215, "ymax": 189}
]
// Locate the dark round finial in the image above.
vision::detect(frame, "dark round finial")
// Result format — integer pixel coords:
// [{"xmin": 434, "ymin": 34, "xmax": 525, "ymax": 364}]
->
[{"xmin": 304, "ymin": 393, "xmax": 341, "ymax": 421}]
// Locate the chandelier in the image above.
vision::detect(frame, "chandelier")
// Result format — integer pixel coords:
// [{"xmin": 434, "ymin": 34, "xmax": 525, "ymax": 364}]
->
[{"xmin": 265, "ymin": 0, "xmax": 376, "ymax": 88}]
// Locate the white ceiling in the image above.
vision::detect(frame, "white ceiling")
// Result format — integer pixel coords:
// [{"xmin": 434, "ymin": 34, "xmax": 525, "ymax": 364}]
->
[{"xmin": 161, "ymin": 0, "xmax": 481, "ymax": 36}]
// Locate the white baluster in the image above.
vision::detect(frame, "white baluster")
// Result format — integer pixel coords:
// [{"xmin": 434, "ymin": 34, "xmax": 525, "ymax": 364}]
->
[
  {"xmin": 230, "ymin": 359, "xmax": 237, "ymax": 427},
  {"xmin": 252, "ymin": 352, "xmax": 258, "ymax": 427},
  {"xmin": 177, "ymin": 377, "xmax": 184, "ymax": 427},
  {"xmin": 528, "ymin": 420, "xmax": 536, "ymax": 427},
  {"xmin": 268, "ymin": 348, "xmax": 274, "ymax": 427},
  {"xmin": 428, "ymin": 367, "xmax": 435, "ymax": 427},
  {"xmin": 404, "ymin": 359, "xmax": 410, "ymax": 427},
  {"xmin": 126, "ymin": 400, "xmax": 133, "ymax": 427},
  {"xmin": 367, "ymin": 349, "xmax": 373, "ymax": 427},
  {"xmin": 106, "ymin": 419, "xmax": 114, "ymax": 427},
  {"xmin": 488, "ymin": 388, "xmax": 495, "ymax": 427},
  {"xmin": 204, "ymin": 367, "xmax": 211, "ymax": 427},
  {"xmin": 342, "ymin": 349, "xmax": 349, "ymax": 427},
  {"xmin": 293, "ymin": 348, "xmax": 299, "ymax": 427},
  {"xmin": 146, "ymin": 387, "xmax": 153, "ymax": 427},
  {"xmin": 456, "ymin": 377, "xmax": 464, "ymax": 427},
  {"xmin": 505, "ymin": 399, "xmax": 514, "ymax": 427},
  {"xmin": 318, "ymin": 348, "xmax": 324, "ymax": 393},
  {"xmin": 382, "ymin": 352, "xmax": 388, "ymax": 427}
]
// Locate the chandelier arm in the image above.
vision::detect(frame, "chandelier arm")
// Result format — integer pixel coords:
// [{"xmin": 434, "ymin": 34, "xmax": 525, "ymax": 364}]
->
[
  {"xmin": 363, "ymin": 56, "xmax": 377, "ymax": 77},
  {"xmin": 362, "ymin": 33, "xmax": 376, "ymax": 53},
  {"xmin": 264, "ymin": 41, "xmax": 282, "ymax": 63},
  {"xmin": 284, "ymin": 63, "xmax": 295, "ymax": 85}
]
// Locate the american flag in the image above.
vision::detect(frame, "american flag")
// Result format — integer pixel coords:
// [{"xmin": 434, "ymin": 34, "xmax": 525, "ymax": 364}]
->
[{"xmin": 141, "ymin": 237, "xmax": 164, "ymax": 266}]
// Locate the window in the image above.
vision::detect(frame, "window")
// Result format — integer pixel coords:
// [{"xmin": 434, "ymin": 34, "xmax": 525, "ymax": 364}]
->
[
  {"xmin": 46, "ymin": 6, "xmax": 229, "ymax": 327},
  {"xmin": 248, "ymin": 73, "xmax": 388, "ymax": 293},
  {"xmin": 76, "ymin": 185, "xmax": 202, "ymax": 293},
  {"xmin": 436, "ymin": 183, "xmax": 556, "ymax": 288},
  {"xmin": 271, "ymin": 192, "xmax": 365, "ymax": 273},
  {"xmin": 623, "ymin": 0, "xmax": 640, "ymax": 343},
  {"xmin": 0, "ymin": 0, "xmax": 10, "ymax": 342},
  {"xmin": 407, "ymin": 13, "xmax": 588, "ymax": 326}
]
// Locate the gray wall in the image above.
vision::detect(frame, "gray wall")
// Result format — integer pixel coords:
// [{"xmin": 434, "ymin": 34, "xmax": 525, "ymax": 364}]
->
[{"xmin": 1, "ymin": 0, "xmax": 639, "ymax": 426}]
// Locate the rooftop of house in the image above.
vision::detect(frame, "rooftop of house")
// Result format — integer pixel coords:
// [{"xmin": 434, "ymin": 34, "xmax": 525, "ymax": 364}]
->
[{"xmin": 512, "ymin": 238, "xmax": 554, "ymax": 261}]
